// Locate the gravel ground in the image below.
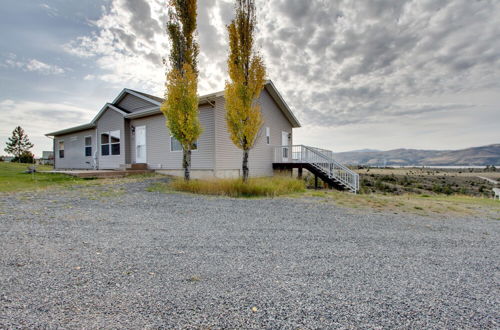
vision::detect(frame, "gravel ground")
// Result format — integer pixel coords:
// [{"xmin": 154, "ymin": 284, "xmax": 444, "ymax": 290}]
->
[{"xmin": 1, "ymin": 178, "xmax": 499, "ymax": 328}]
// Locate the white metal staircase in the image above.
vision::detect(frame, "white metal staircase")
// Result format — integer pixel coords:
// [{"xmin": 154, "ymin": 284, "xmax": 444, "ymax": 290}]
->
[{"xmin": 274, "ymin": 145, "xmax": 360, "ymax": 193}]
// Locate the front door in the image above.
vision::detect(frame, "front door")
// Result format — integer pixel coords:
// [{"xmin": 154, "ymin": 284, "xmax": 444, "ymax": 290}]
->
[
  {"xmin": 135, "ymin": 126, "xmax": 146, "ymax": 163},
  {"xmin": 281, "ymin": 131, "xmax": 289, "ymax": 162}
]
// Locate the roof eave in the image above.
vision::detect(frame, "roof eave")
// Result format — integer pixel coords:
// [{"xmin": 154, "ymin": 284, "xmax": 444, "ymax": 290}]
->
[
  {"xmin": 123, "ymin": 89, "xmax": 162, "ymax": 106},
  {"xmin": 125, "ymin": 107, "xmax": 161, "ymax": 119},
  {"xmin": 90, "ymin": 103, "xmax": 128, "ymax": 124},
  {"xmin": 46, "ymin": 123, "xmax": 96, "ymax": 137},
  {"xmin": 264, "ymin": 81, "xmax": 301, "ymax": 128}
]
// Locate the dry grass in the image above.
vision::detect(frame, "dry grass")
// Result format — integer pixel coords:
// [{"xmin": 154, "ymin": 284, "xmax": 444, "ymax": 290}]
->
[
  {"xmin": 355, "ymin": 167, "xmax": 497, "ymax": 197},
  {"xmin": 357, "ymin": 167, "xmax": 500, "ymax": 180},
  {"xmin": 158, "ymin": 176, "xmax": 306, "ymax": 198},
  {"xmin": 299, "ymin": 190, "xmax": 500, "ymax": 218}
]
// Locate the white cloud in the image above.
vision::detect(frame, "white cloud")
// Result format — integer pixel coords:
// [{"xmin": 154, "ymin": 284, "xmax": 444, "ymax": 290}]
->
[
  {"xmin": 0, "ymin": 100, "xmax": 94, "ymax": 156},
  {"xmin": 26, "ymin": 59, "xmax": 65, "ymax": 75},
  {"xmin": 0, "ymin": 99, "xmax": 15, "ymax": 107},
  {"xmin": 63, "ymin": 0, "xmax": 167, "ymax": 93},
  {"xmin": 40, "ymin": 3, "xmax": 59, "ymax": 17},
  {"xmin": 4, "ymin": 55, "xmax": 65, "ymax": 75}
]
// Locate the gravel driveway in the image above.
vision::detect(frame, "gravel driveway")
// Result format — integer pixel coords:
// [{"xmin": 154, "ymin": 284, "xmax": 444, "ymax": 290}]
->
[{"xmin": 1, "ymin": 179, "xmax": 499, "ymax": 328}]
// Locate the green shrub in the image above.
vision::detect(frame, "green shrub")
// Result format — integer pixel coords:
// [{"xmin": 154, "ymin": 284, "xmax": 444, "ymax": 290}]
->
[
  {"xmin": 432, "ymin": 184, "xmax": 454, "ymax": 195},
  {"xmin": 169, "ymin": 176, "xmax": 306, "ymax": 198},
  {"xmin": 302, "ymin": 173, "xmax": 326, "ymax": 188},
  {"xmin": 11, "ymin": 151, "xmax": 35, "ymax": 164}
]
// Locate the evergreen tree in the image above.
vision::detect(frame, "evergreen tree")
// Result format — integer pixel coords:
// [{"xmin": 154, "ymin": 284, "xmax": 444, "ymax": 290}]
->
[{"xmin": 4, "ymin": 126, "xmax": 34, "ymax": 163}]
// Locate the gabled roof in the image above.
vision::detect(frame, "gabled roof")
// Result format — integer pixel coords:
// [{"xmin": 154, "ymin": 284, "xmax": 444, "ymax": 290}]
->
[
  {"xmin": 46, "ymin": 123, "xmax": 96, "ymax": 137},
  {"xmin": 46, "ymin": 104, "xmax": 128, "ymax": 136},
  {"xmin": 46, "ymin": 80, "xmax": 300, "ymax": 136},
  {"xmin": 129, "ymin": 90, "xmax": 164, "ymax": 104},
  {"xmin": 124, "ymin": 80, "xmax": 301, "ymax": 127},
  {"xmin": 91, "ymin": 103, "xmax": 129, "ymax": 123},
  {"xmin": 264, "ymin": 80, "xmax": 301, "ymax": 128},
  {"xmin": 112, "ymin": 88, "xmax": 162, "ymax": 106}
]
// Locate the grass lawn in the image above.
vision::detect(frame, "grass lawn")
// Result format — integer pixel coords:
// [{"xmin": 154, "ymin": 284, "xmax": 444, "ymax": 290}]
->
[
  {"xmin": 299, "ymin": 189, "xmax": 500, "ymax": 219},
  {"xmin": 0, "ymin": 162, "xmax": 84, "ymax": 192}
]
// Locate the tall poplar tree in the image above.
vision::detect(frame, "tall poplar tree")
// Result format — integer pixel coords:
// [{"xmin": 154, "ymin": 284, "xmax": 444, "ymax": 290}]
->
[
  {"xmin": 225, "ymin": 0, "xmax": 266, "ymax": 183},
  {"xmin": 161, "ymin": 0, "xmax": 201, "ymax": 181},
  {"xmin": 4, "ymin": 126, "xmax": 34, "ymax": 162}
]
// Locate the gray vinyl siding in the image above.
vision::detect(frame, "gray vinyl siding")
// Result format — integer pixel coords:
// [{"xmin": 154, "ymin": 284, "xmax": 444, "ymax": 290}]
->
[
  {"xmin": 51, "ymin": 87, "xmax": 293, "ymax": 176},
  {"xmin": 117, "ymin": 94, "xmax": 155, "ymax": 112},
  {"xmin": 97, "ymin": 108, "xmax": 125, "ymax": 169},
  {"xmin": 124, "ymin": 119, "xmax": 131, "ymax": 164},
  {"xmin": 214, "ymin": 88, "xmax": 293, "ymax": 177},
  {"xmin": 54, "ymin": 129, "xmax": 96, "ymax": 169},
  {"xmin": 129, "ymin": 105, "xmax": 215, "ymax": 169}
]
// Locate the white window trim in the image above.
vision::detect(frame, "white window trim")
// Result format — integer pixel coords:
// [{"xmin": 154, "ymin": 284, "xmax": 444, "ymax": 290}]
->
[
  {"xmin": 101, "ymin": 130, "xmax": 121, "ymax": 156},
  {"xmin": 170, "ymin": 135, "xmax": 198, "ymax": 152},
  {"xmin": 58, "ymin": 140, "xmax": 65, "ymax": 158},
  {"xmin": 265, "ymin": 127, "xmax": 270, "ymax": 145},
  {"xmin": 84, "ymin": 135, "xmax": 92, "ymax": 157}
]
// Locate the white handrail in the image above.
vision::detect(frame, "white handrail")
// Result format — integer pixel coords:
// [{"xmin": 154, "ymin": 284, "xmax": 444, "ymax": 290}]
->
[{"xmin": 274, "ymin": 145, "xmax": 359, "ymax": 193}]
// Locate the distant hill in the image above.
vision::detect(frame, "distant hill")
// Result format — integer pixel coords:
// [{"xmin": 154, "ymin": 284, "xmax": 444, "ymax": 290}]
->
[
  {"xmin": 348, "ymin": 148, "xmax": 381, "ymax": 153},
  {"xmin": 334, "ymin": 144, "xmax": 500, "ymax": 166}
]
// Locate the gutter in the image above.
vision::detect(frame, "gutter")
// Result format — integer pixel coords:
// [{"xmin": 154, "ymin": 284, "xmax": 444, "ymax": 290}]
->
[
  {"xmin": 46, "ymin": 123, "xmax": 96, "ymax": 137},
  {"xmin": 124, "ymin": 95, "xmax": 220, "ymax": 119},
  {"xmin": 125, "ymin": 108, "xmax": 162, "ymax": 119}
]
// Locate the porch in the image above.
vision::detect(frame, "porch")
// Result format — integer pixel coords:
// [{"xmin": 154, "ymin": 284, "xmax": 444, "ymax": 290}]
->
[{"xmin": 273, "ymin": 145, "xmax": 360, "ymax": 193}]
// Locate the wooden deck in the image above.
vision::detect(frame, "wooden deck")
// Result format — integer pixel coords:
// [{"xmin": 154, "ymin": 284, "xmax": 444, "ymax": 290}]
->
[{"xmin": 273, "ymin": 145, "xmax": 360, "ymax": 193}]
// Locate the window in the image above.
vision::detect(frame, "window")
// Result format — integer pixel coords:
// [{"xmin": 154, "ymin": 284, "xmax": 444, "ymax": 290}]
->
[
  {"xmin": 110, "ymin": 130, "xmax": 120, "ymax": 155},
  {"xmin": 170, "ymin": 136, "xmax": 197, "ymax": 152},
  {"xmin": 101, "ymin": 133, "xmax": 109, "ymax": 156},
  {"xmin": 282, "ymin": 147, "xmax": 288, "ymax": 158},
  {"xmin": 101, "ymin": 130, "xmax": 120, "ymax": 156},
  {"xmin": 85, "ymin": 136, "xmax": 92, "ymax": 157},
  {"xmin": 58, "ymin": 141, "xmax": 64, "ymax": 158},
  {"xmin": 266, "ymin": 127, "xmax": 270, "ymax": 145}
]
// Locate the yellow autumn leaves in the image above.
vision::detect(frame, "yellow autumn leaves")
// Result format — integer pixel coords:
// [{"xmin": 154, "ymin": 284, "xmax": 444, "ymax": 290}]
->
[{"xmin": 161, "ymin": 63, "xmax": 202, "ymax": 152}]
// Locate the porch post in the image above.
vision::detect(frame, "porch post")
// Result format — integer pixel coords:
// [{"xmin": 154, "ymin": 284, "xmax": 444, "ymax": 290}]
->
[
  {"xmin": 298, "ymin": 166, "xmax": 303, "ymax": 179},
  {"xmin": 314, "ymin": 174, "xmax": 318, "ymax": 189}
]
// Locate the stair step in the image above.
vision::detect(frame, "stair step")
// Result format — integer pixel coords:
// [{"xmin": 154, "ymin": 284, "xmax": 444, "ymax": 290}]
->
[
  {"xmin": 130, "ymin": 163, "xmax": 148, "ymax": 170},
  {"xmin": 118, "ymin": 163, "xmax": 148, "ymax": 170}
]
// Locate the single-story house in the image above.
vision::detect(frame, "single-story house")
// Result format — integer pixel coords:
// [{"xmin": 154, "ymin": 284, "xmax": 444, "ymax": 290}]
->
[
  {"xmin": 40, "ymin": 151, "xmax": 54, "ymax": 165},
  {"xmin": 46, "ymin": 80, "xmax": 301, "ymax": 178}
]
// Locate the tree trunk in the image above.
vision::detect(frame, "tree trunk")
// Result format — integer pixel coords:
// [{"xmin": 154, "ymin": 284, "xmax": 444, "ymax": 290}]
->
[
  {"xmin": 242, "ymin": 149, "xmax": 249, "ymax": 183},
  {"xmin": 183, "ymin": 148, "xmax": 191, "ymax": 181}
]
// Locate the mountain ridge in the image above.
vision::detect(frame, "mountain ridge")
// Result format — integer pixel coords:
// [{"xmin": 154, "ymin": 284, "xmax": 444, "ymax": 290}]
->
[{"xmin": 334, "ymin": 144, "xmax": 500, "ymax": 166}]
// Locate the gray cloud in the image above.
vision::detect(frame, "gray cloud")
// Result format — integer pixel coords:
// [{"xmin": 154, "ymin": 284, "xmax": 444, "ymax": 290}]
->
[
  {"xmin": 59, "ymin": 0, "xmax": 500, "ymax": 135},
  {"xmin": 122, "ymin": 0, "xmax": 161, "ymax": 42},
  {"xmin": 254, "ymin": 0, "xmax": 500, "ymax": 127}
]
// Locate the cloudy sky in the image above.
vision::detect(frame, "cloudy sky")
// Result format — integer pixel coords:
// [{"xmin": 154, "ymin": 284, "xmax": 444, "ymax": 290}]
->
[{"xmin": 1, "ymin": 0, "xmax": 499, "ymax": 156}]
